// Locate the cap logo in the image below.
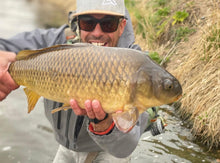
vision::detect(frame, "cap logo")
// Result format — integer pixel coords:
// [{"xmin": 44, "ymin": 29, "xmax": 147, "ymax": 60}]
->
[{"xmin": 102, "ymin": 0, "xmax": 117, "ymax": 6}]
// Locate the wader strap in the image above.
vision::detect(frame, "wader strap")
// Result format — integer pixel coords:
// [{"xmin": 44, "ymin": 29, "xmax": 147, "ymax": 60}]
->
[{"xmin": 84, "ymin": 152, "xmax": 99, "ymax": 163}]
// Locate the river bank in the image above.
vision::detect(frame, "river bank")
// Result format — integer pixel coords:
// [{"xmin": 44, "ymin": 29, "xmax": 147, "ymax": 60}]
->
[
  {"xmin": 126, "ymin": 0, "xmax": 220, "ymax": 150},
  {"xmin": 0, "ymin": 0, "xmax": 219, "ymax": 162}
]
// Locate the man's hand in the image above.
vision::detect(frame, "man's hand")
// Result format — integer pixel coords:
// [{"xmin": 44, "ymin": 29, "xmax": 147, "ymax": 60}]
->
[
  {"xmin": 0, "ymin": 51, "xmax": 19, "ymax": 101},
  {"xmin": 70, "ymin": 99, "xmax": 113, "ymax": 132}
]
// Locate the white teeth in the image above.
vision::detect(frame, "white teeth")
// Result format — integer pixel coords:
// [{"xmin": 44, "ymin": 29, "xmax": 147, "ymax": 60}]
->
[{"xmin": 91, "ymin": 42, "xmax": 105, "ymax": 46}]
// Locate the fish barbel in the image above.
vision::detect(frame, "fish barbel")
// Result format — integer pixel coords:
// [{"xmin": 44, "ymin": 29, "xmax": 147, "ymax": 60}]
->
[{"xmin": 8, "ymin": 43, "xmax": 182, "ymax": 132}]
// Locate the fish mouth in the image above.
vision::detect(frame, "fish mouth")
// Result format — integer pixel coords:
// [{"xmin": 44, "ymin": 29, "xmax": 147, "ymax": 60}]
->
[
  {"xmin": 176, "ymin": 94, "xmax": 182, "ymax": 101},
  {"xmin": 90, "ymin": 42, "xmax": 107, "ymax": 46},
  {"xmin": 170, "ymin": 93, "xmax": 182, "ymax": 103}
]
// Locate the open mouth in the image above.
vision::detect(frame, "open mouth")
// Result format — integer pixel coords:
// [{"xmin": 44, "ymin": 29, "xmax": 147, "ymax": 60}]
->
[{"xmin": 90, "ymin": 42, "xmax": 107, "ymax": 46}]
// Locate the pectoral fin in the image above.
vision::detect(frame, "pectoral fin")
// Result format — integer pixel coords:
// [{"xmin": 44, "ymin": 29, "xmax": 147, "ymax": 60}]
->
[
  {"xmin": 51, "ymin": 104, "xmax": 71, "ymax": 114},
  {"xmin": 112, "ymin": 107, "xmax": 139, "ymax": 133},
  {"xmin": 23, "ymin": 88, "xmax": 41, "ymax": 113}
]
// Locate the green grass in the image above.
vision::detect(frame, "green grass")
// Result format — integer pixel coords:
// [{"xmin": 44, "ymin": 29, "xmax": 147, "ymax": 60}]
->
[
  {"xmin": 125, "ymin": 0, "xmax": 195, "ymax": 49},
  {"xmin": 174, "ymin": 27, "xmax": 195, "ymax": 42},
  {"xmin": 206, "ymin": 26, "xmax": 220, "ymax": 51},
  {"xmin": 153, "ymin": 0, "xmax": 168, "ymax": 7},
  {"xmin": 149, "ymin": 51, "xmax": 163, "ymax": 64},
  {"xmin": 172, "ymin": 11, "xmax": 189, "ymax": 25},
  {"xmin": 202, "ymin": 24, "xmax": 220, "ymax": 61}
]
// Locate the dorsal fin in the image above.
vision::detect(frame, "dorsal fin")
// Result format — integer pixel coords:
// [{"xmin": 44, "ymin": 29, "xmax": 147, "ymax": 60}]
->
[
  {"xmin": 16, "ymin": 49, "xmax": 41, "ymax": 60},
  {"xmin": 16, "ymin": 43, "xmax": 92, "ymax": 61}
]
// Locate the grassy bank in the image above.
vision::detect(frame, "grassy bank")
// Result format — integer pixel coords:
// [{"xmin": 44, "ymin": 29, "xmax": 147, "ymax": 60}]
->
[
  {"xmin": 171, "ymin": 2, "xmax": 220, "ymax": 149},
  {"xmin": 126, "ymin": 0, "xmax": 219, "ymax": 149},
  {"xmin": 42, "ymin": 0, "xmax": 219, "ymax": 149}
]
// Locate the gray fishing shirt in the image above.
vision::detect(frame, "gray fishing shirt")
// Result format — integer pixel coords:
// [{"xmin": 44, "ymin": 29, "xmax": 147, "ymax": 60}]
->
[{"xmin": 0, "ymin": 10, "xmax": 150, "ymax": 158}]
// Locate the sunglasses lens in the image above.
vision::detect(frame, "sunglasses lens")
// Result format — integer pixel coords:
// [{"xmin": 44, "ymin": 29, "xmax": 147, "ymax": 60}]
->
[
  {"xmin": 78, "ymin": 16, "xmax": 121, "ymax": 33},
  {"xmin": 79, "ymin": 18, "xmax": 97, "ymax": 32},
  {"xmin": 100, "ymin": 17, "xmax": 119, "ymax": 33}
]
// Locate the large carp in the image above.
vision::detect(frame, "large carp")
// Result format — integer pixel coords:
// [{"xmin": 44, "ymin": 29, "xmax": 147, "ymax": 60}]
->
[{"xmin": 8, "ymin": 43, "xmax": 182, "ymax": 132}]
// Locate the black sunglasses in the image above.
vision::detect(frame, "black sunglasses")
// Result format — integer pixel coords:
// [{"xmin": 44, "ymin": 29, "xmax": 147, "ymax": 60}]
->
[{"xmin": 78, "ymin": 15, "xmax": 123, "ymax": 33}]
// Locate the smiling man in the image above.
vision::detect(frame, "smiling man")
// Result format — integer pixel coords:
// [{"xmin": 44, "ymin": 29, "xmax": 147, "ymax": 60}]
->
[
  {"xmin": 78, "ymin": 14, "xmax": 126, "ymax": 47},
  {"xmin": 0, "ymin": 0, "xmax": 153, "ymax": 162},
  {"xmin": 75, "ymin": 0, "xmax": 126, "ymax": 47}
]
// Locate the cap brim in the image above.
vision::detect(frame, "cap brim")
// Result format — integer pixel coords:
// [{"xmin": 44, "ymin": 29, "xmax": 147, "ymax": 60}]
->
[{"xmin": 73, "ymin": 10, "xmax": 124, "ymax": 17}]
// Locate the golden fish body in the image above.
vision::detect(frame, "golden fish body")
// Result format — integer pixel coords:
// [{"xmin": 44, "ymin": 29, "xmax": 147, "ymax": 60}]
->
[{"xmin": 9, "ymin": 43, "xmax": 182, "ymax": 132}]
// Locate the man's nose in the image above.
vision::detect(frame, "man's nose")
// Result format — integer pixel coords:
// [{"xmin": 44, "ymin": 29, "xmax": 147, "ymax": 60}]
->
[{"xmin": 91, "ymin": 23, "xmax": 104, "ymax": 37}]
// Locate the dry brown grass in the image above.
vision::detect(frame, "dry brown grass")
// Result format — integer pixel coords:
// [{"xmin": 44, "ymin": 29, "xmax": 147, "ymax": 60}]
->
[
  {"xmin": 169, "ymin": 1, "xmax": 220, "ymax": 149},
  {"xmin": 132, "ymin": 0, "xmax": 220, "ymax": 149}
]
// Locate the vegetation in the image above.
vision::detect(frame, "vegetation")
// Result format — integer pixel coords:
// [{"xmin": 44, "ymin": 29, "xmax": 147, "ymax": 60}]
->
[
  {"xmin": 126, "ymin": 0, "xmax": 220, "ymax": 149},
  {"xmin": 203, "ymin": 24, "xmax": 220, "ymax": 61},
  {"xmin": 174, "ymin": 27, "xmax": 195, "ymax": 42},
  {"xmin": 125, "ymin": 0, "xmax": 197, "ymax": 67},
  {"xmin": 125, "ymin": 0, "xmax": 196, "ymax": 48},
  {"xmin": 172, "ymin": 11, "xmax": 189, "ymax": 25},
  {"xmin": 148, "ymin": 51, "xmax": 163, "ymax": 64}
]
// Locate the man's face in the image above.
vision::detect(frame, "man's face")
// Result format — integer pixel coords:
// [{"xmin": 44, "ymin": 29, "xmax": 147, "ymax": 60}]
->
[{"xmin": 78, "ymin": 14, "xmax": 126, "ymax": 47}]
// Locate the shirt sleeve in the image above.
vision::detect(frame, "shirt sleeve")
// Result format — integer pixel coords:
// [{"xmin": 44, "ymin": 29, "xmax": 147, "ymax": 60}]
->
[
  {"xmin": 87, "ymin": 112, "xmax": 149, "ymax": 158},
  {"xmin": 0, "ymin": 24, "xmax": 68, "ymax": 53}
]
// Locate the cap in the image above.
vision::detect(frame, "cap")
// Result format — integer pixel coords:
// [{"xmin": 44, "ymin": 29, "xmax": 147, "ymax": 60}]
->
[{"xmin": 73, "ymin": 0, "xmax": 125, "ymax": 17}]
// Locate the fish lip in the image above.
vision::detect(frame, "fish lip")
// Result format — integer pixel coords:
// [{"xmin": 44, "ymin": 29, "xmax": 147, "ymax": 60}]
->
[
  {"xmin": 170, "ymin": 93, "xmax": 182, "ymax": 103},
  {"xmin": 176, "ymin": 94, "xmax": 182, "ymax": 100}
]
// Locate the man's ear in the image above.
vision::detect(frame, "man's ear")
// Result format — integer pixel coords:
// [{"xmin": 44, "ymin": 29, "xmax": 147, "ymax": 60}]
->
[{"xmin": 119, "ymin": 19, "xmax": 127, "ymax": 37}]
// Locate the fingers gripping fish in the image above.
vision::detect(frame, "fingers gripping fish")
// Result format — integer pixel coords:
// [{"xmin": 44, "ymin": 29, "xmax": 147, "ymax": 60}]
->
[{"xmin": 8, "ymin": 43, "xmax": 182, "ymax": 132}]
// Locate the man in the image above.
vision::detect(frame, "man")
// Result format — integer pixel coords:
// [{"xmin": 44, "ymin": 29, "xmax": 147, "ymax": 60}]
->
[{"xmin": 0, "ymin": 0, "xmax": 154, "ymax": 162}]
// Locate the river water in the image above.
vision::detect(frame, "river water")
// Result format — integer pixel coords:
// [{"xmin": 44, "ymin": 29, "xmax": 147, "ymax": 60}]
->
[{"xmin": 0, "ymin": 0, "xmax": 219, "ymax": 162}]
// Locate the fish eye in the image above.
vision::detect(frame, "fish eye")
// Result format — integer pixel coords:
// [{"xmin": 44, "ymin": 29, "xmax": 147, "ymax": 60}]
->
[{"xmin": 164, "ymin": 79, "xmax": 173, "ymax": 90}]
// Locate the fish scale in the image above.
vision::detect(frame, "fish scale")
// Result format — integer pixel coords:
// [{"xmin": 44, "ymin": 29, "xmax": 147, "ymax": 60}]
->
[{"xmin": 8, "ymin": 43, "xmax": 182, "ymax": 132}]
